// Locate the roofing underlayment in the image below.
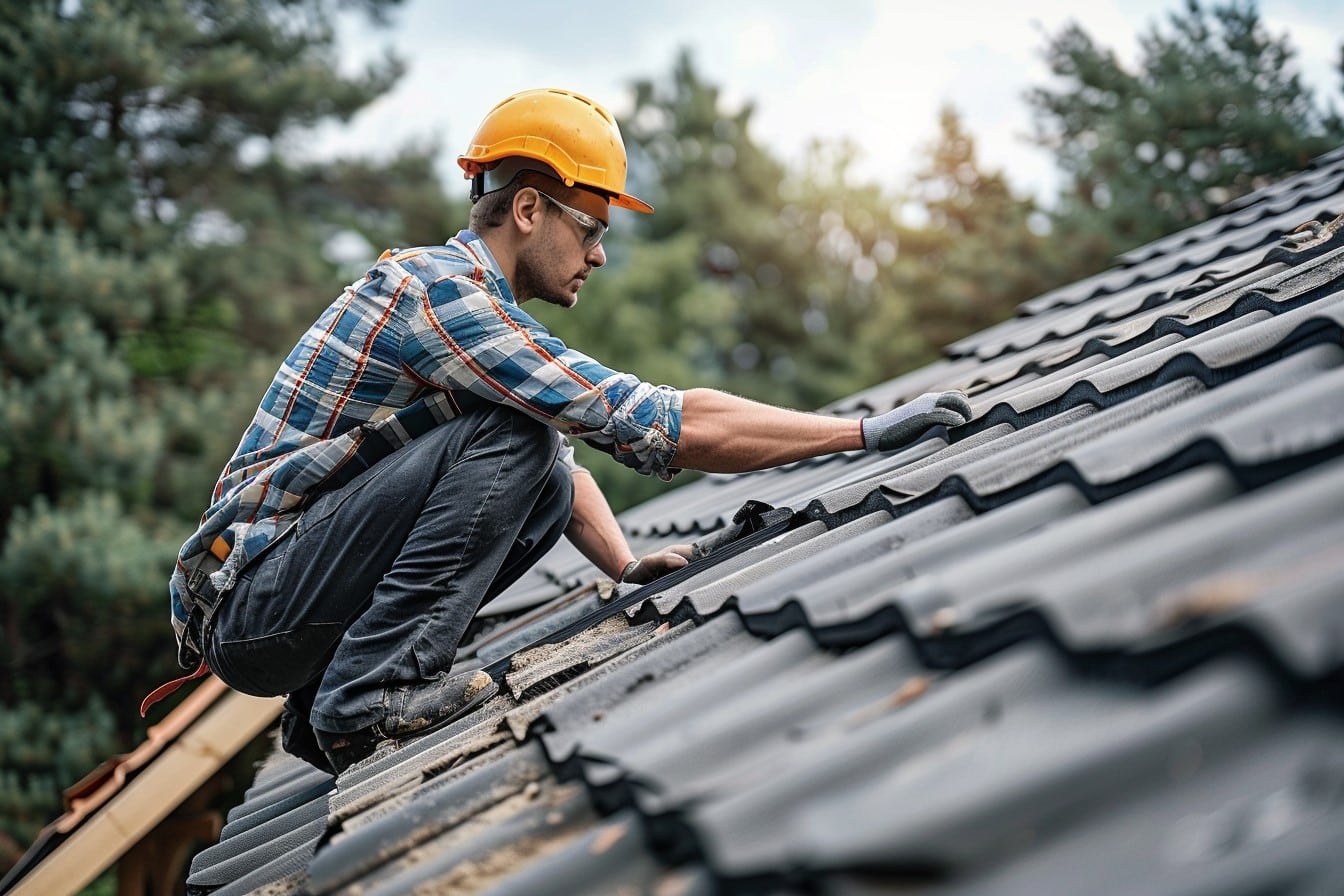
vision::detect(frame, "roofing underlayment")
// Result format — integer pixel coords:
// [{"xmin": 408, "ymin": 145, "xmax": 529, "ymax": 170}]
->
[{"xmin": 184, "ymin": 148, "xmax": 1344, "ymax": 895}]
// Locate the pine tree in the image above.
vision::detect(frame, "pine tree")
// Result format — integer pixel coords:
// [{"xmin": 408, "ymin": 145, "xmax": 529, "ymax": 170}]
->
[
  {"xmin": 1027, "ymin": 0, "xmax": 1344, "ymax": 265},
  {"xmin": 0, "ymin": 0, "xmax": 436, "ymax": 861},
  {"xmin": 883, "ymin": 107, "xmax": 1067, "ymax": 359},
  {"xmin": 540, "ymin": 58, "xmax": 1060, "ymax": 511},
  {"xmin": 610, "ymin": 52, "xmax": 924, "ymax": 406},
  {"xmin": 540, "ymin": 53, "xmax": 903, "ymax": 509}
]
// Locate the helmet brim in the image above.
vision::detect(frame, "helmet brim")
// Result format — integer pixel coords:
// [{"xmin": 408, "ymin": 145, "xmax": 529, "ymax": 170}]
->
[{"xmin": 611, "ymin": 193, "xmax": 654, "ymax": 214}]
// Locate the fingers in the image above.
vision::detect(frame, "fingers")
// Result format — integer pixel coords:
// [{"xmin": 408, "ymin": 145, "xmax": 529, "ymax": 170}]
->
[
  {"xmin": 621, "ymin": 546, "xmax": 693, "ymax": 584},
  {"xmin": 862, "ymin": 389, "xmax": 974, "ymax": 452},
  {"xmin": 650, "ymin": 548, "xmax": 690, "ymax": 573},
  {"xmin": 924, "ymin": 407, "xmax": 969, "ymax": 428},
  {"xmin": 933, "ymin": 390, "xmax": 973, "ymax": 420},
  {"xmin": 865, "ymin": 389, "xmax": 974, "ymax": 452}
]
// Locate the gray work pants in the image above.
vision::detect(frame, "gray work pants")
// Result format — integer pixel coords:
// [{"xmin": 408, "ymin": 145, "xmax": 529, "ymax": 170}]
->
[{"xmin": 206, "ymin": 405, "xmax": 573, "ymax": 763}]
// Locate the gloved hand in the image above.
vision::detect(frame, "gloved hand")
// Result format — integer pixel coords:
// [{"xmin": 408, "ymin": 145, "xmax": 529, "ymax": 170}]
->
[
  {"xmin": 861, "ymin": 390, "xmax": 972, "ymax": 452},
  {"xmin": 620, "ymin": 544, "xmax": 694, "ymax": 585}
]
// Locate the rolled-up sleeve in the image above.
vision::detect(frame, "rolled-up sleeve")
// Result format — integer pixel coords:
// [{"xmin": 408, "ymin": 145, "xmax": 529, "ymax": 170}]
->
[{"xmin": 403, "ymin": 273, "xmax": 683, "ymax": 479}]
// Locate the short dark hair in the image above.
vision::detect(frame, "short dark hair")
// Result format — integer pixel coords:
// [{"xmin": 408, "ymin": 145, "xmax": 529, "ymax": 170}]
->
[{"xmin": 468, "ymin": 179, "xmax": 527, "ymax": 232}]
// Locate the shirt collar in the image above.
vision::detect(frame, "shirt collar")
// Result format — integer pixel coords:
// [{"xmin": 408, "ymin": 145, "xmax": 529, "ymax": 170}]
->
[{"xmin": 450, "ymin": 229, "xmax": 517, "ymax": 305}]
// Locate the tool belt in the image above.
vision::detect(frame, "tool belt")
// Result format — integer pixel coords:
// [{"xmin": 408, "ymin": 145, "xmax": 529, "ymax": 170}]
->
[
  {"xmin": 141, "ymin": 535, "xmax": 232, "ymax": 717},
  {"xmin": 180, "ymin": 533, "xmax": 232, "ymax": 658}
]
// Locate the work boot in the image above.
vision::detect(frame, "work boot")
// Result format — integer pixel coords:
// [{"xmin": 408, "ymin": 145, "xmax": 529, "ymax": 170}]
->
[
  {"xmin": 316, "ymin": 669, "xmax": 498, "ymax": 775},
  {"xmin": 280, "ymin": 703, "xmax": 340, "ymax": 775},
  {"xmin": 319, "ymin": 726, "xmax": 389, "ymax": 776}
]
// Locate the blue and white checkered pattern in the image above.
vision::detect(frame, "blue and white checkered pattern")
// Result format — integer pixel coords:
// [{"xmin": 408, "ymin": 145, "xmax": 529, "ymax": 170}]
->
[{"xmin": 170, "ymin": 231, "xmax": 683, "ymax": 660}]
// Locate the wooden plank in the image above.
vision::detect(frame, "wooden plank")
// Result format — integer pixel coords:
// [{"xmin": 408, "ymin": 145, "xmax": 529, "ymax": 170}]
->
[{"xmin": 9, "ymin": 690, "xmax": 283, "ymax": 896}]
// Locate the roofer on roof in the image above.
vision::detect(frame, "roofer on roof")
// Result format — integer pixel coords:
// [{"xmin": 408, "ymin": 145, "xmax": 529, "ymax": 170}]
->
[{"xmin": 155, "ymin": 87, "xmax": 973, "ymax": 774}]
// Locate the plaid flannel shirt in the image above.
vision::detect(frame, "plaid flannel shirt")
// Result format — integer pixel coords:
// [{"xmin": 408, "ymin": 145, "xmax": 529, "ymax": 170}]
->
[{"xmin": 169, "ymin": 230, "xmax": 683, "ymax": 664}]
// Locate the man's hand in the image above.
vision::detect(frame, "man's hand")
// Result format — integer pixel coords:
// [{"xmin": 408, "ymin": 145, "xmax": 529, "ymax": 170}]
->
[
  {"xmin": 861, "ymin": 390, "xmax": 972, "ymax": 452},
  {"xmin": 621, "ymin": 544, "xmax": 694, "ymax": 585}
]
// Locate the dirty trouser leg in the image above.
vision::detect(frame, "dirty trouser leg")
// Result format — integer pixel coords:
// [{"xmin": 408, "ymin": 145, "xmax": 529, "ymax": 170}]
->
[
  {"xmin": 279, "ymin": 454, "xmax": 574, "ymax": 768},
  {"xmin": 206, "ymin": 405, "xmax": 573, "ymax": 759}
]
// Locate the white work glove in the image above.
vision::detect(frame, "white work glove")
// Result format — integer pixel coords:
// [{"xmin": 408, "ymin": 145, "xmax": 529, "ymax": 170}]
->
[
  {"xmin": 861, "ymin": 390, "xmax": 972, "ymax": 452},
  {"xmin": 620, "ymin": 544, "xmax": 694, "ymax": 585}
]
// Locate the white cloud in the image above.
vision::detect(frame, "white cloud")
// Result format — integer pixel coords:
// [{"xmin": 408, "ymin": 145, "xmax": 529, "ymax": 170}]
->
[{"xmin": 311, "ymin": 0, "xmax": 1344, "ymax": 206}]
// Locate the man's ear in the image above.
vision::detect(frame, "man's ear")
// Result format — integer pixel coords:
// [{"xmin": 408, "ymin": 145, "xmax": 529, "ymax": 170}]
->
[{"xmin": 512, "ymin": 187, "xmax": 544, "ymax": 235}]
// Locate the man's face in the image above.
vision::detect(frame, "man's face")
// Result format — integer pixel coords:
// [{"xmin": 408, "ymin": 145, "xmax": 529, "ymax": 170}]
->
[{"xmin": 514, "ymin": 184, "xmax": 608, "ymax": 308}]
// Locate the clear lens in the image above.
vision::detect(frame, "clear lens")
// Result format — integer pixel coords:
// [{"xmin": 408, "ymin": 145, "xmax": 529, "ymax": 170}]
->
[{"xmin": 537, "ymin": 191, "xmax": 606, "ymax": 249}]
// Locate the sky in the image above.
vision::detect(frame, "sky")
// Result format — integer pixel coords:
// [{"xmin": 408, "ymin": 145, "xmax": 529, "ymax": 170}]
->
[{"xmin": 313, "ymin": 0, "xmax": 1344, "ymax": 206}]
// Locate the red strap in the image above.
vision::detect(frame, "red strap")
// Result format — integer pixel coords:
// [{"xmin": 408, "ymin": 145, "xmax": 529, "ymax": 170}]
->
[{"xmin": 140, "ymin": 660, "xmax": 210, "ymax": 717}]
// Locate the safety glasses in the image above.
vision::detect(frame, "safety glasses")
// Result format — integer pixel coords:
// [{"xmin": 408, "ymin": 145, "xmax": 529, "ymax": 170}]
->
[{"xmin": 536, "ymin": 190, "xmax": 607, "ymax": 250}]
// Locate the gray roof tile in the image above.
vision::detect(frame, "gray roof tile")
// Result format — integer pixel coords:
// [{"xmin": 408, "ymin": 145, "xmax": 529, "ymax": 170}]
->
[{"xmin": 183, "ymin": 150, "xmax": 1344, "ymax": 895}]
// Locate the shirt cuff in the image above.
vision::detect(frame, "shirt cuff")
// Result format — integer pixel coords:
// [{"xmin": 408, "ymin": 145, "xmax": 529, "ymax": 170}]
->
[{"xmin": 602, "ymin": 382, "xmax": 683, "ymax": 480}]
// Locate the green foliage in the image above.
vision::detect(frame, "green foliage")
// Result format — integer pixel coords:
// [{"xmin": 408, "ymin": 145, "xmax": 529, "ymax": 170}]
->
[
  {"xmin": 0, "ymin": 0, "xmax": 420, "ymax": 864},
  {"xmin": 550, "ymin": 55, "xmax": 1075, "ymax": 511},
  {"xmin": 883, "ymin": 107, "xmax": 1071, "ymax": 357},
  {"xmin": 547, "ymin": 53, "xmax": 914, "ymax": 508},
  {"xmin": 0, "ymin": 493, "xmax": 182, "ymax": 705},
  {"xmin": 620, "ymin": 53, "xmax": 882, "ymax": 412},
  {"xmin": 2, "ymin": 0, "xmax": 1339, "ymax": 871},
  {"xmin": 776, "ymin": 142, "xmax": 928, "ymax": 392},
  {"xmin": 0, "ymin": 295, "xmax": 161, "ymax": 514},
  {"xmin": 534, "ymin": 233, "xmax": 732, "ymax": 508},
  {"xmin": 322, "ymin": 147, "xmax": 471, "ymax": 254},
  {"xmin": 1028, "ymin": 0, "xmax": 1344, "ymax": 264},
  {"xmin": 0, "ymin": 697, "xmax": 119, "ymax": 852}
]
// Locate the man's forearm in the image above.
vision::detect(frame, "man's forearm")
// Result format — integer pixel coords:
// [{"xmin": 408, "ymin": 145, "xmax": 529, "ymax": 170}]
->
[
  {"xmin": 672, "ymin": 388, "xmax": 864, "ymax": 473},
  {"xmin": 564, "ymin": 468, "xmax": 636, "ymax": 580}
]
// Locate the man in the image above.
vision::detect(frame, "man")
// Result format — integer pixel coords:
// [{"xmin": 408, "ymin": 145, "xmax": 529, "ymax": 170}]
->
[{"xmin": 160, "ymin": 88, "xmax": 972, "ymax": 775}]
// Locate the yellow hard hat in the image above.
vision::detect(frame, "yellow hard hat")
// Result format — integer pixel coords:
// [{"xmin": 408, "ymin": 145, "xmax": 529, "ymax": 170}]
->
[{"xmin": 458, "ymin": 88, "xmax": 654, "ymax": 214}]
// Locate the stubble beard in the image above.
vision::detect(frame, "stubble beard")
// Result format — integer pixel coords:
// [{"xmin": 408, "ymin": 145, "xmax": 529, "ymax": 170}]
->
[{"xmin": 514, "ymin": 240, "xmax": 579, "ymax": 309}]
